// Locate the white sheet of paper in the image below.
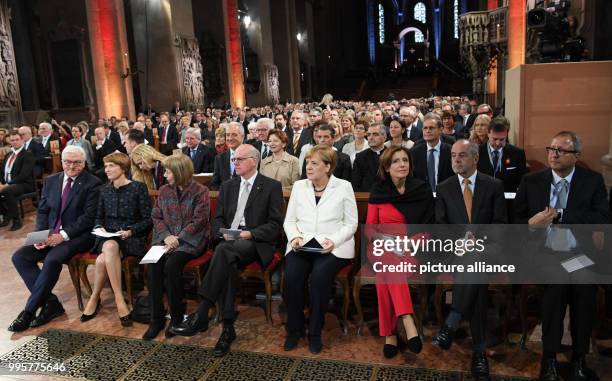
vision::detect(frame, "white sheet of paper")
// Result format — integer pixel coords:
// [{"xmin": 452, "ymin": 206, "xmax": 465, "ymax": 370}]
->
[
  {"xmin": 561, "ymin": 254, "xmax": 594, "ymax": 273},
  {"xmin": 92, "ymin": 228, "xmax": 122, "ymax": 238},
  {"xmin": 140, "ymin": 246, "xmax": 167, "ymax": 264},
  {"xmin": 25, "ymin": 230, "xmax": 50, "ymax": 246},
  {"xmin": 220, "ymin": 228, "xmax": 242, "ymax": 240}
]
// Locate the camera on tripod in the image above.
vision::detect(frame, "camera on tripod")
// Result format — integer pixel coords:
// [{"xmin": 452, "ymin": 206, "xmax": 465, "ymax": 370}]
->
[{"xmin": 527, "ymin": 0, "xmax": 585, "ymax": 62}]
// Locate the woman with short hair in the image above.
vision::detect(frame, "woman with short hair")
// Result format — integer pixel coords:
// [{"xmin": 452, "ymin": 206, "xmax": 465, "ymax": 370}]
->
[
  {"xmin": 260, "ymin": 130, "xmax": 300, "ymax": 191},
  {"xmin": 342, "ymin": 119, "xmax": 369, "ymax": 164}
]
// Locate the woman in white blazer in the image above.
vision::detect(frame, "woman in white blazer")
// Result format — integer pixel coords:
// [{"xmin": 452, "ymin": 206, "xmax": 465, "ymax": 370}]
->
[{"xmin": 283, "ymin": 145, "xmax": 358, "ymax": 354}]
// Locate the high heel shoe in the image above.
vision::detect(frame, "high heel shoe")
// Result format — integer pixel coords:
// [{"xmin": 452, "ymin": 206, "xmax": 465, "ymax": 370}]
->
[
  {"xmin": 119, "ymin": 312, "xmax": 132, "ymax": 327},
  {"xmin": 80, "ymin": 299, "xmax": 101, "ymax": 322},
  {"xmin": 406, "ymin": 336, "xmax": 423, "ymax": 354}
]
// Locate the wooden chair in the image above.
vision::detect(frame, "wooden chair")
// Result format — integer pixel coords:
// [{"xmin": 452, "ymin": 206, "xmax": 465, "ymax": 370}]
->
[
  {"xmin": 239, "ymin": 251, "xmax": 284, "ymax": 324},
  {"xmin": 182, "ymin": 196, "xmax": 218, "ymax": 290}
]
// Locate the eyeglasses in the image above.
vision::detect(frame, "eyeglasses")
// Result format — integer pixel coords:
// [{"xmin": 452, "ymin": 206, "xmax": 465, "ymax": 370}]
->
[
  {"xmin": 62, "ymin": 160, "xmax": 84, "ymax": 166},
  {"xmin": 231, "ymin": 156, "xmax": 254, "ymax": 163},
  {"xmin": 546, "ymin": 147, "xmax": 578, "ymax": 156}
]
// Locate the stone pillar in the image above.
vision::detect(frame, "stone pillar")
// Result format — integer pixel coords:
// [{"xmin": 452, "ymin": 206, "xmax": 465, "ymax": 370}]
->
[
  {"xmin": 0, "ymin": 0, "xmax": 23, "ymax": 127},
  {"xmin": 85, "ymin": 0, "xmax": 135, "ymax": 119},
  {"xmin": 222, "ymin": 0, "xmax": 246, "ymax": 108},
  {"xmin": 270, "ymin": 0, "xmax": 301, "ymax": 103}
]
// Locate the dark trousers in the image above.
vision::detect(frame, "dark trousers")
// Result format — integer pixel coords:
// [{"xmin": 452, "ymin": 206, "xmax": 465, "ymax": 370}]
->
[
  {"xmin": 0, "ymin": 183, "xmax": 31, "ymax": 220},
  {"xmin": 451, "ymin": 283, "xmax": 488, "ymax": 347},
  {"xmin": 148, "ymin": 251, "xmax": 193, "ymax": 325},
  {"xmin": 542, "ymin": 284, "xmax": 596, "ymax": 355},
  {"xmin": 12, "ymin": 234, "xmax": 93, "ymax": 313},
  {"xmin": 283, "ymin": 251, "xmax": 349, "ymax": 338},
  {"xmin": 198, "ymin": 240, "xmax": 259, "ymax": 320}
]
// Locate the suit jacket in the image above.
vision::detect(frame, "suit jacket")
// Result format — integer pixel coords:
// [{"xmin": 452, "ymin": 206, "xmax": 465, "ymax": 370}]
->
[
  {"xmin": 286, "ymin": 128, "xmax": 312, "ymax": 158},
  {"xmin": 300, "ymin": 150, "xmax": 352, "ymax": 182},
  {"xmin": 280, "ymin": 126, "xmax": 294, "ymax": 144},
  {"xmin": 414, "ymin": 134, "xmax": 456, "ymax": 146},
  {"xmin": 407, "ymin": 125, "xmax": 423, "ymax": 141},
  {"xmin": 94, "ymin": 139, "xmax": 119, "ymax": 170},
  {"xmin": 1, "ymin": 150, "xmax": 35, "ymax": 189},
  {"xmin": 435, "ymin": 171, "xmax": 507, "ymax": 224},
  {"xmin": 182, "ymin": 143, "xmax": 215, "ymax": 174},
  {"xmin": 211, "ymin": 149, "xmax": 234, "ymax": 189},
  {"xmin": 36, "ymin": 171, "xmax": 102, "ymax": 240},
  {"xmin": 38, "ymin": 136, "xmax": 57, "ymax": 154},
  {"xmin": 108, "ymin": 130, "xmax": 123, "ymax": 151},
  {"xmin": 157, "ymin": 124, "xmax": 179, "ymax": 146},
  {"xmin": 464, "ymin": 114, "xmax": 477, "ymax": 131},
  {"xmin": 284, "ymin": 176, "xmax": 358, "ymax": 259},
  {"xmin": 514, "ymin": 167, "xmax": 610, "ymax": 225},
  {"xmin": 352, "ymin": 148, "xmax": 385, "ymax": 192},
  {"xmin": 477, "ymin": 143, "xmax": 528, "ymax": 192},
  {"xmin": 25, "ymin": 140, "xmax": 45, "ymax": 177},
  {"xmin": 213, "ymin": 173, "xmax": 284, "ymax": 267},
  {"xmin": 411, "ymin": 142, "xmax": 454, "ymax": 190},
  {"xmin": 144, "ymin": 129, "xmax": 154, "ymax": 146}
]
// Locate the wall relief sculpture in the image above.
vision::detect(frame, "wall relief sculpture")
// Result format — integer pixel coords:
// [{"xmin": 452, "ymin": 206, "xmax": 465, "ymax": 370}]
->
[
  {"xmin": 0, "ymin": 0, "xmax": 20, "ymax": 110},
  {"xmin": 263, "ymin": 63, "xmax": 279, "ymax": 105},
  {"xmin": 180, "ymin": 37, "xmax": 205, "ymax": 110}
]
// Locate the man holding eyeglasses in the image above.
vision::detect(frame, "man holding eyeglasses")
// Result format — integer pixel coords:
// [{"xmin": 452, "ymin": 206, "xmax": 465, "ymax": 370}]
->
[
  {"xmin": 171, "ymin": 144, "xmax": 283, "ymax": 358},
  {"xmin": 352, "ymin": 123, "xmax": 386, "ymax": 192},
  {"xmin": 9, "ymin": 146, "xmax": 101, "ymax": 332},
  {"xmin": 515, "ymin": 131, "xmax": 610, "ymax": 381}
]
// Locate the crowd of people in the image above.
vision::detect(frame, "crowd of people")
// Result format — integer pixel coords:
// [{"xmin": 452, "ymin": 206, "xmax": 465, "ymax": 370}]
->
[{"xmin": 2, "ymin": 94, "xmax": 611, "ymax": 381}]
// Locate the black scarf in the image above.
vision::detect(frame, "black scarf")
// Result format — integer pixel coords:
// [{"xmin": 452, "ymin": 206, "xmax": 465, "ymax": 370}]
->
[{"xmin": 369, "ymin": 177, "xmax": 434, "ymax": 224}]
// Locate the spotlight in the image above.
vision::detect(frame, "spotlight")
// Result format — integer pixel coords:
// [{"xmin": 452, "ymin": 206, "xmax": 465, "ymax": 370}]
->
[
  {"xmin": 296, "ymin": 33, "xmax": 302, "ymax": 42},
  {"xmin": 243, "ymin": 15, "xmax": 251, "ymax": 28}
]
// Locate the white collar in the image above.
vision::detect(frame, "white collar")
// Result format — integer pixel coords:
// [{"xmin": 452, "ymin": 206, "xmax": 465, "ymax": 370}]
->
[
  {"xmin": 458, "ymin": 170, "xmax": 478, "ymax": 187},
  {"xmin": 488, "ymin": 143, "xmax": 503, "ymax": 155},
  {"xmin": 11, "ymin": 146, "xmax": 24, "ymax": 155},
  {"xmin": 427, "ymin": 139, "xmax": 442, "ymax": 151},
  {"xmin": 240, "ymin": 172, "xmax": 258, "ymax": 187},
  {"xmin": 552, "ymin": 167, "xmax": 575, "ymax": 185}
]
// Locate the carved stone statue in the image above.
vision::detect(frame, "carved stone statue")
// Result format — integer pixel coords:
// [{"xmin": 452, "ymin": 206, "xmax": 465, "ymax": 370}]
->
[
  {"xmin": 0, "ymin": 3, "xmax": 20, "ymax": 109},
  {"xmin": 263, "ymin": 63, "xmax": 279, "ymax": 105},
  {"xmin": 180, "ymin": 37, "xmax": 205, "ymax": 110}
]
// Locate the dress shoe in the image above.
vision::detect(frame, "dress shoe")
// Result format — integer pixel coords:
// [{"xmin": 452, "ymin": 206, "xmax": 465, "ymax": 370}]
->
[
  {"xmin": 80, "ymin": 299, "xmax": 101, "ymax": 322},
  {"xmin": 471, "ymin": 352, "xmax": 491, "ymax": 381},
  {"xmin": 284, "ymin": 331, "xmax": 303, "ymax": 351},
  {"xmin": 119, "ymin": 312, "xmax": 133, "ymax": 327},
  {"xmin": 8, "ymin": 311, "xmax": 34, "ymax": 332},
  {"xmin": 431, "ymin": 324, "xmax": 454, "ymax": 350},
  {"xmin": 308, "ymin": 335, "xmax": 323, "ymax": 354},
  {"xmin": 213, "ymin": 325, "xmax": 236, "ymax": 357},
  {"xmin": 383, "ymin": 344, "xmax": 399, "ymax": 359},
  {"xmin": 169, "ymin": 313, "xmax": 209, "ymax": 336},
  {"xmin": 165, "ymin": 324, "xmax": 176, "ymax": 338},
  {"xmin": 539, "ymin": 357, "xmax": 560, "ymax": 381},
  {"xmin": 30, "ymin": 301, "xmax": 65, "ymax": 328},
  {"xmin": 10, "ymin": 219, "xmax": 23, "ymax": 231},
  {"xmin": 142, "ymin": 321, "xmax": 166, "ymax": 340},
  {"xmin": 570, "ymin": 356, "xmax": 598, "ymax": 381}
]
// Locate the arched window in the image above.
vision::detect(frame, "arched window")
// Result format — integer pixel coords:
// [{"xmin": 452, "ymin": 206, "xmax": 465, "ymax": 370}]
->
[
  {"xmin": 414, "ymin": 30, "xmax": 424, "ymax": 43},
  {"xmin": 414, "ymin": 2, "xmax": 426, "ymax": 24},
  {"xmin": 453, "ymin": 0, "xmax": 459, "ymax": 39},
  {"xmin": 378, "ymin": 4, "xmax": 385, "ymax": 44}
]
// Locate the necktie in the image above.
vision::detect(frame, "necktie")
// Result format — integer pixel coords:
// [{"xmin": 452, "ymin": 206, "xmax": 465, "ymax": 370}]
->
[
  {"xmin": 5, "ymin": 152, "xmax": 16, "ymax": 182},
  {"xmin": 230, "ymin": 181, "xmax": 251, "ymax": 229},
  {"xmin": 262, "ymin": 144, "xmax": 269, "ymax": 160},
  {"xmin": 161, "ymin": 126, "xmax": 167, "ymax": 144},
  {"xmin": 293, "ymin": 133, "xmax": 300, "ymax": 154},
  {"xmin": 492, "ymin": 150, "xmax": 500, "ymax": 177},
  {"xmin": 230, "ymin": 151, "xmax": 235, "ymax": 176},
  {"xmin": 53, "ymin": 178, "xmax": 73, "ymax": 233},
  {"xmin": 463, "ymin": 178, "xmax": 473, "ymax": 223},
  {"xmin": 427, "ymin": 148, "xmax": 436, "ymax": 191},
  {"xmin": 554, "ymin": 179, "xmax": 568, "ymax": 209},
  {"xmin": 190, "ymin": 149, "xmax": 196, "ymax": 160}
]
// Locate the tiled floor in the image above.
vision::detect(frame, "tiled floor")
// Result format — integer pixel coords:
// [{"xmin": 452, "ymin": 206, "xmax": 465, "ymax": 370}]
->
[{"xmin": 0, "ymin": 213, "xmax": 610, "ymax": 381}]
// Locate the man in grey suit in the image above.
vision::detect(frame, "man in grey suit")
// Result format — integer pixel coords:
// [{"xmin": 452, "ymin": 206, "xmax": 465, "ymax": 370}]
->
[{"xmin": 432, "ymin": 139, "xmax": 507, "ymax": 381}]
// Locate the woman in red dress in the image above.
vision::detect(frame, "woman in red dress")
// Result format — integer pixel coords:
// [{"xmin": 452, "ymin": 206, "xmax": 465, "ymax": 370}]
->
[{"xmin": 366, "ymin": 145, "xmax": 434, "ymax": 358}]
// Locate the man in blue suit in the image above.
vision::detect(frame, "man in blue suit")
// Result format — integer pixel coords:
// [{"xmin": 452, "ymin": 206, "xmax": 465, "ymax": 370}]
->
[{"xmin": 9, "ymin": 146, "xmax": 101, "ymax": 332}]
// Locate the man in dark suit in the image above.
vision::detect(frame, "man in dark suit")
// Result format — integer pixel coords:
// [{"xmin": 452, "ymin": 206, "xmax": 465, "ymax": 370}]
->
[
  {"xmin": 93, "ymin": 126, "xmax": 119, "ymax": 179},
  {"xmin": 459, "ymin": 103, "xmax": 476, "ymax": 132},
  {"xmin": 300, "ymin": 124, "xmax": 351, "ymax": 182},
  {"xmin": 182, "ymin": 127, "xmax": 215, "ymax": 173},
  {"xmin": 37, "ymin": 122, "xmax": 57, "ymax": 155},
  {"xmin": 9, "ymin": 145, "xmax": 101, "ymax": 331},
  {"xmin": 211, "ymin": 122, "xmax": 244, "ymax": 189},
  {"xmin": 352, "ymin": 123, "xmax": 386, "ymax": 191},
  {"xmin": 399, "ymin": 106, "xmax": 423, "ymax": 141},
  {"xmin": 0, "ymin": 131, "xmax": 36, "ymax": 231},
  {"xmin": 274, "ymin": 113, "xmax": 293, "ymax": 143},
  {"xmin": 477, "ymin": 116, "xmax": 528, "ymax": 193},
  {"xmin": 412, "ymin": 113, "xmax": 454, "ymax": 191},
  {"xmin": 104, "ymin": 123, "xmax": 123, "ymax": 153},
  {"xmin": 286, "ymin": 110, "xmax": 312, "ymax": 158},
  {"xmin": 515, "ymin": 131, "xmax": 610, "ymax": 381},
  {"xmin": 432, "ymin": 139, "xmax": 507, "ymax": 381},
  {"xmin": 19, "ymin": 126, "xmax": 45, "ymax": 178},
  {"xmin": 171, "ymin": 144, "xmax": 283, "ymax": 357},
  {"xmin": 157, "ymin": 113, "xmax": 179, "ymax": 156}
]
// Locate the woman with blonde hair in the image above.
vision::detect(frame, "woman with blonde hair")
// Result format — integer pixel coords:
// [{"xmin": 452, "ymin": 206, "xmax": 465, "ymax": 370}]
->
[
  {"xmin": 214, "ymin": 126, "xmax": 228, "ymax": 154},
  {"xmin": 130, "ymin": 144, "xmax": 168, "ymax": 191},
  {"xmin": 116, "ymin": 121, "xmax": 130, "ymax": 147},
  {"xmin": 469, "ymin": 114, "xmax": 491, "ymax": 145}
]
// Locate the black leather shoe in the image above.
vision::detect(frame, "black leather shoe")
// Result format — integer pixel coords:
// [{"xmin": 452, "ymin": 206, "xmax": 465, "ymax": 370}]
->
[
  {"xmin": 80, "ymin": 299, "xmax": 101, "ymax": 322},
  {"xmin": 8, "ymin": 311, "xmax": 34, "ymax": 332},
  {"xmin": 383, "ymin": 344, "xmax": 399, "ymax": 359},
  {"xmin": 539, "ymin": 357, "xmax": 560, "ymax": 381},
  {"xmin": 142, "ymin": 321, "xmax": 166, "ymax": 340},
  {"xmin": 570, "ymin": 356, "xmax": 598, "ymax": 381},
  {"xmin": 284, "ymin": 331, "xmax": 302, "ymax": 351},
  {"xmin": 309, "ymin": 335, "xmax": 323, "ymax": 354},
  {"xmin": 406, "ymin": 336, "xmax": 423, "ymax": 354},
  {"xmin": 471, "ymin": 352, "xmax": 491, "ymax": 381},
  {"xmin": 213, "ymin": 325, "xmax": 236, "ymax": 357},
  {"xmin": 119, "ymin": 312, "xmax": 133, "ymax": 327},
  {"xmin": 165, "ymin": 324, "xmax": 176, "ymax": 338},
  {"xmin": 30, "ymin": 301, "xmax": 65, "ymax": 328},
  {"xmin": 169, "ymin": 313, "xmax": 209, "ymax": 336},
  {"xmin": 431, "ymin": 324, "xmax": 454, "ymax": 350},
  {"xmin": 9, "ymin": 219, "xmax": 23, "ymax": 231}
]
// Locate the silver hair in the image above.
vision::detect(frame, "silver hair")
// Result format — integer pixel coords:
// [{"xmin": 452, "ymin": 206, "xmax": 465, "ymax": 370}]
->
[
  {"xmin": 245, "ymin": 143, "xmax": 261, "ymax": 166},
  {"xmin": 423, "ymin": 112, "xmax": 442, "ymax": 129},
  {"xmin": 455, "ymin": 139, "xmax": 480, "ymax": 157},
  {"xmin": 185, "ymin": 127, "xmax": 201, "ymax": 140},
  {"xmin": 256, "ymin": 118, "xmax": 274, "ymax": 130},
  {"xmin": 227, "ymin": 122, "xmax": 245, "ymax": 136},
  {"xmin": 554, "ymin": 131, "xmax": 583, "ymax": 153},
  {"xmin": 61, "ymin": 145, "xmax": 86, "ymax": 161},
  {"xmin": 247, "ymin": 122, "xmax": 258, "ymax": 131},
  {"xmin": 39, "ymin": 122, "xmax": 52, "ymax": 130},
  {"xmin": 133, "ymin": 121, "xmax": 145, "ymax": 131}
]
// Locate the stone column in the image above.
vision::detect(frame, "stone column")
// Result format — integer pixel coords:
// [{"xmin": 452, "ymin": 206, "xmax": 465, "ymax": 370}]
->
[
  {"xmin": 0, "ymin": 0, "xmax": 23, "ymax": 127},
  {"xmin": 222, "ymin": 0, "xmax": 246, "ymax": 108},
  {"xmin": 85, "ymin": 0, "xmax": 135, "ymax": 119}
]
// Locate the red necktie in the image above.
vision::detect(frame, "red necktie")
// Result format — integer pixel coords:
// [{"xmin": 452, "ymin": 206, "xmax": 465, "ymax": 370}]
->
[{"xmin": 53, "ymin": 178, "xmax": 73, "ymax": 233}]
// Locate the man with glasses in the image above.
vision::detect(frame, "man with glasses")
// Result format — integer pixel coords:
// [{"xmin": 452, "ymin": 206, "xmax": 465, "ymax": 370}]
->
[
  {"xmin": 411, "ymin": 113, "xmax": 454, "ymax": 191},
  {"xmin": 211, "ymin": 122, "xmax": 244, "ymax": 189},
  {"xmin": 9, "ymin": 146, "xmax": 101, "ymax": 332},
  {"xmin": 352, "ymin": 123, "xmax": 386, "ymax": 191},
  {"xmin": 0, "ymin": 131, "xmax": 36, "ymax": 231},
  {"xmin": 171, "ymin": 144, "xmax": 283, "ymax": 358},
  {"xmin": 515, "ymin": 131, "xmax": 610, "ymax": 381}
]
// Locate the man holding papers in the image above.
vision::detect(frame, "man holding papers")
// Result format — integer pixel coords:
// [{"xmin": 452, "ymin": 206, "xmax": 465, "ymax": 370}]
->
[
  {"xmin": 9, "ymin": 146, "xmax": 101, "ymax": 332},
  {"xmin": 170, "ymin": 144, "xmax": 283, "ymax": 358}
]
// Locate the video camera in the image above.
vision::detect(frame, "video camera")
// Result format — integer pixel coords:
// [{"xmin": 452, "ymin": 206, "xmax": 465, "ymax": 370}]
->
[{"xmin": 527, "ymin": 0, "xmax": 585, "ymax": 62}]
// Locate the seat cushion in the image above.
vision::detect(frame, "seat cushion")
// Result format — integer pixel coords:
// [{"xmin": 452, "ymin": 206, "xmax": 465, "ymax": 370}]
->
[
  {"xmin": 185, "ymin": 249, "xmax": 213, "ymax": 269},
  {"xmin": 244, "ymin": 250, "xmax": 282, "ymax": 272}
]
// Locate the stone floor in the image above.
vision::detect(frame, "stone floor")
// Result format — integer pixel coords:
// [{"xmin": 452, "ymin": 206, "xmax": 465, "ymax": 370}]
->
[{"xmin": 0, "ymin": 213, "xmax": 611, "ymax": 381}]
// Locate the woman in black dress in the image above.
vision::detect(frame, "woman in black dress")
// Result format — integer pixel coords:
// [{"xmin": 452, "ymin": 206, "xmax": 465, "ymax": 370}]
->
[{"xmin": 80, "ymin": 152, "xmax": 152, "ymax": 326}]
